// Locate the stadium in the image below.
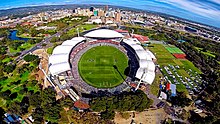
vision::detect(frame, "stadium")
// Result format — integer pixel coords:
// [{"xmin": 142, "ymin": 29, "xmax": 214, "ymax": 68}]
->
[{"xmin": 48, "ymin": 29, "xmax": 156, "ymax": 102}]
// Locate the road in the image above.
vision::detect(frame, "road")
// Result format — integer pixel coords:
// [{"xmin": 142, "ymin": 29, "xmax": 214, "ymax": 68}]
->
[{"xmin": 15, "ymin": 18, "xmax": 88, "ymax": 62}]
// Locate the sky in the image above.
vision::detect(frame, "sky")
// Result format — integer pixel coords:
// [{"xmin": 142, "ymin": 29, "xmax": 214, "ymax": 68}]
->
[{"xmin": 0, "ymin": 0, "xmax": 220, "ymax": 28}]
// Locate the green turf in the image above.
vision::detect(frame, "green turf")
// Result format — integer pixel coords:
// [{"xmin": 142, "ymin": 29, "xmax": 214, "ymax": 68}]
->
[
  {"xmin": 165, "ymin": 46, "xmax": 184, "ymax": 54},
  {"xmin": 147, "ymin": 44, "xmax": 202, "ymax": 92},
  {"xmin": 78, "ymin": 46, "xmax": 128, "ymax": 88}
]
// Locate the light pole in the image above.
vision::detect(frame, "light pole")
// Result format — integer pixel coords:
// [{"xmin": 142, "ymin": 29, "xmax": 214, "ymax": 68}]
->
[
  {"xmin": 76, "ymin": 28, "xmax": 79, "ymax": 37},
  {"xmin": 39, "ymin": 63, "xmax": 56, "ymax": 88}
]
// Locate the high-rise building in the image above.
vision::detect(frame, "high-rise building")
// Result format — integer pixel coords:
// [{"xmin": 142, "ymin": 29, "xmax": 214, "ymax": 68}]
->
[
  {"xmin": 90, "ymin": 7, "xmax": 94, "ymax": 12},
  {"xmin": 98, "ymin": 10, "xmax": 105, "ymax": 17},
  {"xmin": 94, "ymin": 10, "xmax": 98, "ymax": 16},
  {"xmin": 105, "ymin": 5, "xmax": 108, "ymax": 12},
  {"xmin": 115, "ymin": 12, "xmax": 121, "ymax": 22}
]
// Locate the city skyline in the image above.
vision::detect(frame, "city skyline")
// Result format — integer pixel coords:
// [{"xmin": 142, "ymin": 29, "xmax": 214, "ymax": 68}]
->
[{"xmin": 0, "ymin": 0, "xmax": 220, "ymax": 28}]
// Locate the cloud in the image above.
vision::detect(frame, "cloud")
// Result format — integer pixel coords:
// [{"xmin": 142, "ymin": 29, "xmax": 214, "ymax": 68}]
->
[
  {"xmin": 157, "ymin": 0, "xmax": 220, "ymax": 20},
  {"xmin": 209, "ymin": 0, "xmax": 220, "ymax": 5}
]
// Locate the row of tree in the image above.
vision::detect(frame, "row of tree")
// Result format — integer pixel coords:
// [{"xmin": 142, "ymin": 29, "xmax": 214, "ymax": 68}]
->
[{"xmin": 89, "ymin": 90, "xmax": 153, "ymax": 120}]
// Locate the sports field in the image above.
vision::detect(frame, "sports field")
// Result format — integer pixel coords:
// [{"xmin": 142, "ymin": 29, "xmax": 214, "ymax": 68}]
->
[
  {"xmin": 165, "ymin": 46, "xmax": 184, "ymax": 54},
  {"xmin": 78, "ymin": 46, "xmax": 128, "ymax": 88},
  {"xmin": 148, "ymin": 44, "xmax": 201, "ymax": 93}
]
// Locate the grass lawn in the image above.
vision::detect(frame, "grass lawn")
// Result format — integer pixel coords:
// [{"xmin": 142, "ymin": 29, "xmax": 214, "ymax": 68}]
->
[
  {"xmin": 2, "ymin": 57, "xmax": 13, "ymax": 63},
  {"xmin": 195, "ymin": 47, "xmax": 216, "ymax": 58},
  {"xmin": 67, "ymin": 24, "xmax": 97, "ymax": 36},
  {"xmin": 80, "ymin": 24, "xmax": 97, "ymax": 30},
  {"xmin": 9, "ymin": 42, "xmax": 35, "ymax": 53},
  {"xmin": 78, "ymin": 46, "xmax": 128, "ymax": 88},
  {"xmin": 47, "ymin": 47, "xmax": 55, "ymax": 55},
  {"xmin": 180, "ymin": 60, "xmax": 201, "ymax": 74},
  {"xmin": 150, "ymin": 74, "xmax": 162, "ymax": 96},
  {"xmin": 17, "ymin": 33, "xmax": 42, "ymax": 39}
]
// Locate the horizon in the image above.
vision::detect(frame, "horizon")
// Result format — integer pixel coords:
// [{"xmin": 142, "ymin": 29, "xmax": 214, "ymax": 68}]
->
[{"xmin": 0, "ymin": 0, "xmax": 220, "ymax": 28}]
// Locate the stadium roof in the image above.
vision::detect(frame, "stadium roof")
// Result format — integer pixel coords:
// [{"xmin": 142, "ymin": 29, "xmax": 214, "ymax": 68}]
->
[
  {"xmin": 146, "ymin": 50, "xmax": 156, "ymax": 60},
  {"xmin": 52, "ymin": 45, "xmax": 73, "ymax": 55},
  {"xmin": 123, "ymin": 38, "xmax": 140, "ymax": 45},
  {"xmin": 49, "ymin": 53, "xmax": 69, "ymax": 65},
  {"xmin": 122, "ymin": 38, "xmax": 156, "ymax": 85},
  {"xmin": 142, "ymin": 72, "xmax": 155, "ymax": 85},
  {"xmin": 49, "ymin": 62, "xmax": 71, "ymax": 75},
  {"xmin": 135, "ymin": 68, "xmax": 155, "ymax": 84},
  {"xmin": 130, "ymin": 44, "xmax": 144, "ymax": 51},
  {"xmin": 84, "ymin": 29, "xmax": 124, "ymax": 39},
  {"xmin": 48, "ymin": 37, "xmax": 85, "ymax": 76},
  {"xmin": 139, "ymin": 59, "xmax": 155, "ymax": 72},
  {"xmin": 135, "ymin": 50, "xmax": 152, "ymax": 60},
  {"xmin": 62, "ymin": 37, "xmax": 85, "ymax": 46},
  {"xmin": 139, "ymin": 59, "xmax": 149, "ymax": 68}
]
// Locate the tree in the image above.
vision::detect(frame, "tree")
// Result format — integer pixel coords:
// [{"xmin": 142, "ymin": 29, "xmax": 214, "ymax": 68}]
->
[
  {"xmin": 101, "ymin": 110, "xmax": 115, "ymax": 120},
  {"xmin": 44, "ymin": 103, "xmax": 62, "ymax": 122},
  {"xmin": 9, "ymin": 92, "xmax": 18, "ymax": 100},
  {"xmin": 60, "ymin": 34, "xmax": 70, "ymax": 41},
  {"xmin": 0, "ymin": 107, "xmax": 5, "ymax": 123},
  {"xmin": 29, "ymin": 92, "xmax": 42, "ymax": 107},
  {"xmin": 32, "ymin": 107, "xmax": 44, "ymax": 124},
  {"xmin": 20, "ymin": 96, "xmax": 30, "ymax": 114},
  {"xmin": 50, "ymin": 37, "xmax": 58, "ymax": 43},
  {"xmin": 0, "ymin": 89, "xmax": 11, "ymax": 100},
  {"xmin": 90, "ymin": 90, "xmax": 153, "ymax": 112},
  {"xmin": 8, "ymin": 101, "xmax": 22, "ymax": 115},
  {"xmin": 0, "ymin": 46, "xmax": 7, "ymax": 54},
  {"xmin": 170, "ymin": 92, "xmax": 192, "ymax": 107},
  {"xmin": 60, "ymin": 97, "xmax": 74, "ymax": 108},
  {"xmin": 4, "ymin": 64, "xmax": 16, "ymax": 74},
  {"xmin": 30, "ymin": 28, "xmax": 38, "ymax": 37},
  {"xmin": 23, "ymin": 54, "xmax": 39, "ymax": 62}
]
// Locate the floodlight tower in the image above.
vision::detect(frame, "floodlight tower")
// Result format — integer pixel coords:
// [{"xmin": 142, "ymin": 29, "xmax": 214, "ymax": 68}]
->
[
  {"xmin": 77, "ymin": 28, "xmax": 79, "ymax": 37},
  {"xmin": 135, "ymin": 69, "xmax": 146, "ymax": 91},
  {"xmin": 39, "ymin": 63, "xmax": 56, "ymax": 88},
  {"xmin": 131, "ymin": 29, "xmax": 134, "ymax": 37}
]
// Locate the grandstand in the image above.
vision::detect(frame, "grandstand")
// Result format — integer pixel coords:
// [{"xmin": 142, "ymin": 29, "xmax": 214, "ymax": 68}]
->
[
  {"xmin": 122, "ymin": 38, "xmax": 156, "ymax": 85},
  {"xmin": 47, "ymin": 29, "xmax": 156, "ymax": 102}
]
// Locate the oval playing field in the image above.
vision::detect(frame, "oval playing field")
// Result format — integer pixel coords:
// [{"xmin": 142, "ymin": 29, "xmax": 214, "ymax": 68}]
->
[{"xmin": 78, "ymin": 46, "xmax": 128, "ymax": 88}]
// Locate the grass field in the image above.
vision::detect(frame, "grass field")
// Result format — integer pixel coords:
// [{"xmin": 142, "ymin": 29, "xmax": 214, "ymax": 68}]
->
[
  {"xmin": 9, "ymin": 42, "xmax": 35, "ymax": 53},
  {"xmin": 165, "ymin": 46, "xmax": 184, "ymax": 54},
  {"xmin": 78, "ymin": 46, "xmax": 128, "ymax": 88},
  {"xmin": 67, "ymin": 24, "xmax": 97, "ymax": 36},
  {"xmin": 148, "ymin": 44, "xmax": 175, "ymax": 66},
  {"xmin": 147, "ymin": 43, "xmax": 201, "ymax": 92}
]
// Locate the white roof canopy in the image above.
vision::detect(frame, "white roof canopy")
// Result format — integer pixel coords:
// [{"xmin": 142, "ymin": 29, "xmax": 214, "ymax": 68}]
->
[
  {"xmin": 122, "ymin": 38, "xmax": 156, "ymax": 85},
  {"xmin": 52, "ymin": 45, "xmax": 73, "ymax": 55},
  {"xmin": 135, "ymin": 50, "xmax": 152, "ymax": 60},
  {"xmin": 84, "ymin": 29, "xmax": 124, "ymax": 38},
  {"xmin": 49, "ymin": 37, "xmax": 85, "ymax": 76},
  {"xmin": 49, "ymin": 62, "xmax": 71, "ymax": 75},
  {"xmin": 49, "ymin": 53, "xmax": 69, "ymax": 65},
  {"xmin": 146, "ymin": 50, "xmax": 156, "ymax": 60},
  {"xmin": 123, "ymin": 38, "xmax": 140, "ymax": 45},
  {"xmin": 62, "ymin": 38, "xmax": 84, "ymax": 46},
  {"xmin": 130, "ymin": 44, "xmax": 144, "ymax": 51},
  {"xmin": 135, "ymin": 68, "xmax": 155, "ymax": 85}
]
